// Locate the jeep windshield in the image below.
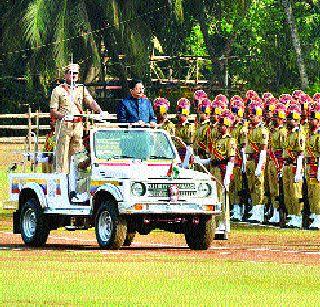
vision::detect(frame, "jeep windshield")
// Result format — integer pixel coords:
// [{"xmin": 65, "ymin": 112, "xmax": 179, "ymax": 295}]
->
[{"xmin": 94, "ymin": 129, "xmax": 176, "ymax": 161}]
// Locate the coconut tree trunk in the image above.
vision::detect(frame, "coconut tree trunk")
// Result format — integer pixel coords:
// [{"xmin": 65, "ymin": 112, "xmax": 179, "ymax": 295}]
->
[{"xmin": 282, "ymin": 0, "xmax": 309, "ymax": 89}]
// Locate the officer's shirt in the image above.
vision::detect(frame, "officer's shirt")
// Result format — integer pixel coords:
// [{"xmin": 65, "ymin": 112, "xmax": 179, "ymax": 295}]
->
[
  {"xmin": 270, "ymin": 125, "xmax": 287, "ymax": 150},
  {"xmin": 306, "ymin": 129, "xmax": 320, "ymax": 158},
  {"xmin": 193, "ymin": 120, "xmax": 210, "ymax": 151},
  {"xmin": 246, "ymin": 122, "xmax": 269, "ymax": 154},
  {"xmin": 161, "ymin": 120, "xmax": 175, "ymax": 135},
  {"xmin": 175, "ymin": 122, "xmax": 195, "ymax": 145},
  {"xmin": 284, "ymin": 127, "xmax": 306, "ymax": 157},
  {"xmin": 50, "ymin": 84, "xmax": 93, "ymax": 115},
  {"xmin": 211, "ymin": 133, "xmax": 236, "ymax": 160}
]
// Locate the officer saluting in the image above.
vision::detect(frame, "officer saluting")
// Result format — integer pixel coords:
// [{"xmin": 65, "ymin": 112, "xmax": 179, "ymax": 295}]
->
[{"xmin": 50, "ymin": 63, "xmax": 102, "ymax": 173}]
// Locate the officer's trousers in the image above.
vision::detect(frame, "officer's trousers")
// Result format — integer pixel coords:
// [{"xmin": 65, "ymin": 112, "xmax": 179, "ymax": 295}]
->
[
  {"xmin": 306, "ymin": 164, "xmax": 320, "ymax": 214},
  {"xmin": 55, "ymin": 121, "xmax": 83, "ymax": 173},
  {"xmin": 230, "ymin": 166, "xmax": 241, "ymax": 205},
  {"xmin": 211, "ymin": 165, "xmax": 230, "ymax": 228},
  {"xmin": 267, "ymin": 160, "xmax": 280, "ymax": 208},
  {"xmin": 246, "ymin": 160, "xmax": 265, "ymax": 205},
  {"xmin": 283, "ymin": 165, "xmax": 303, "ymax": 215}
]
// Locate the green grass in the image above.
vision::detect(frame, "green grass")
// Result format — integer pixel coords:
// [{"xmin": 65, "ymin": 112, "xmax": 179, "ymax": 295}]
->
[{"xmin": 0, "ymin": 251, "xmax": 319, "ymax": 306}]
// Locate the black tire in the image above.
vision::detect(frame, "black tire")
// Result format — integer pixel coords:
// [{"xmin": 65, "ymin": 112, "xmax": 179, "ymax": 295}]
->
[
  {"xmin": 20, "ymin": 198, "xmax": 50, "ymax": 247},
  {"xmin": 215, "ymin": 233, "xmax": 229, "ymax": 240},
  {"xmin": 184, "ymin": 217, "xmax": 215, "ymax": 250},
  {"xmin": 123, "ymin": 232, "xmax": 136, "ymax": 247},
  {"xmin": 95, "ymin": 200, "xmax": 127, "ymax": 249}
]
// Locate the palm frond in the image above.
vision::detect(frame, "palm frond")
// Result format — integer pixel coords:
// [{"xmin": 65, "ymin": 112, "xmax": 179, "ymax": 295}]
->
[{"xmin": 24, "ymin": 0, "xmax": 48, "ymax": 47}]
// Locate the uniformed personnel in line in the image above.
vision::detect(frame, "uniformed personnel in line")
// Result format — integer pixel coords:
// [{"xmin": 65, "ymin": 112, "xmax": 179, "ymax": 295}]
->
[{"xmin": 50, "ymin": 63, "xmax": 102, "ymax": 173}]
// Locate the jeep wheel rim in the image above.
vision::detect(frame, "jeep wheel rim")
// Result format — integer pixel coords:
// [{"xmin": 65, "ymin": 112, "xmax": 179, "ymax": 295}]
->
[
  {"xmin": 99, "ymin": 211, "xmax": 112, "ymax": 242},
  {"xmin": 23, "ymin": 208, "xmax": 36, "ymax": 238}
]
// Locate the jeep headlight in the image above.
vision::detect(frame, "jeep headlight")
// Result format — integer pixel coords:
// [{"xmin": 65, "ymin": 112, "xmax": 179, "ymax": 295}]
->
[
  {"xmin": 131, "ymin": 182, "xmax": 146, "ymax": 196},
  {"xmin": 198, "ymin": 183, "xmax": 212, "ymax": 197}
]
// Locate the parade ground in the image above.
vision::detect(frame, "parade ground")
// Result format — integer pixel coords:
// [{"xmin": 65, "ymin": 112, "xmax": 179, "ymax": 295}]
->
[{"xmin": 1, "ymin": 211, "xmax": 320, "ymax": 305}]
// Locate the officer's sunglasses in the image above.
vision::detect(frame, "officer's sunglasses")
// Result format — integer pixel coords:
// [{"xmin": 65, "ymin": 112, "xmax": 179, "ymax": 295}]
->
[{"xmin": 68, "ymin": 71, "xmax": 79, "ymax": 75}]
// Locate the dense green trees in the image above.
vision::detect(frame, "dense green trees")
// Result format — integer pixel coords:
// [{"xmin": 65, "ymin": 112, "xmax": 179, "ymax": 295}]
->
[{"xmin": 0, "ymin": 0, "xmax": 319, "ymax": 109}]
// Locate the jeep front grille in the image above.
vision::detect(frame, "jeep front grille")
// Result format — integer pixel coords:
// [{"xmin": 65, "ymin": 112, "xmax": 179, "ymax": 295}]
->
[{"xmin": 148, "ymin": 183, "xmax": 196, "ymax": 197}]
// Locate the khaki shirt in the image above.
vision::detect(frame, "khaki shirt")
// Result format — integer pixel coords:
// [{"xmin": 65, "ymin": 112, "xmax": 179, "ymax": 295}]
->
[
  {"xmin": 306, "ymin": 129, "xmax": 320, "ymax": 158},
  {"xmin": 193, "ymin": 121, "xmax": 210, "ymax": 151},
  {"xmin": 50, "ymin": 84, "xmax": 94, "ymax": 115},
  {"xmin": 246, "ymin": 123, "xmax": 269, "ymax": 154},
  {"xmin": 270, "ymin": 125, "xmax": 287, "ymax": 150},
  {"xmin": 175, "ymin": 122, "xmax": 195, "ymax": 145},
  {"xmin": 211, "ymin": 134, "xmax": 236, "ymax": 160},
  {"xmin": 161, "ymin": 121, "xmax": 175, "ymax": 136},
  {"xmin": 284, "ymin": 127, "xmax": 306, "ymax": 158}
]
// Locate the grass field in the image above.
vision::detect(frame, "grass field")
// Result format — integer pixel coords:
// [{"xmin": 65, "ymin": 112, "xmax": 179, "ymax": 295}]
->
[
  {"xmin": 1, "ymin": 248, "xmax": 320, "ymax": 305},
  {"xmin": 1, "ymin": 211, "xmax": 320, "ymax": 306}
]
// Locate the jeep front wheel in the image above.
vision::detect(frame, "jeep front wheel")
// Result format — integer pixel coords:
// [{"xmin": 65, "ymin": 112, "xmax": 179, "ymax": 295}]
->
[
  {"xmin": 185, "ymin": 217, "xmax": 215, "ymax": 250},
  {"xmin": 95, "ymin": 200, "xmax": 127, "ymax": 249},
  {"xmin": 20, "ymin": 198, "xmax": 50, "ymax": 247}
]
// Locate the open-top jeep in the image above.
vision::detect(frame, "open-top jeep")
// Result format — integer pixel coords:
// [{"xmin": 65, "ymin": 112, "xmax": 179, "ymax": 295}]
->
[{"xmin": 5, "ymin": 122, "xmax": 225, "ymax": 250}]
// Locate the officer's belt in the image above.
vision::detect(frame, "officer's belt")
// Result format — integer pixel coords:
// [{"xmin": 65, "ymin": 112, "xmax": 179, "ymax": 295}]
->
[
  {"xmin": 306, "ymin": 157, "xmax": 319, "ymax": 165},
  {"xmin": 284, "ymin": 158, "xmax": 297, "ymax": 165},
  {"xmin": 247, "ymin": 153, "xmax": 259, "ymax": 161},
  {"xmin": 211, "ymin": 158, "xmax": 228, "ymax": 167},
  {"xmin": 64, "ymin": 117, "xmax": 83, "ymax": 123},
  {"xmin": 273, "ymin": 149, "xmax": 284, "ymax": 158}
]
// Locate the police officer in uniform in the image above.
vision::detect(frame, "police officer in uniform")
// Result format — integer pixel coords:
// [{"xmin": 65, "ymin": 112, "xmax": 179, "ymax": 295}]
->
[
  {"xmin": 245, "ymin": 102, "xmax": 269, "ymax": 223},
  {"xmin": 209, "ymin": 110, "xmax": 236, "ymax": 235},
  {"xmin": 267, "ymin": 103, "xmax": 288, "ymax": 225},
  {"xmin": 283, "ymin": 103, "xmax": 306, "ymax": 228},
  {"xmin": 305, "ymin": 103, "xmax": 320, "ymax": 229},
  {"xmin": 229, "ymin": 97, "xmax": 246, "ymax": 220},
  {"xmin": 193, "ymin": 98, "xmax": 211, "ymax": 159},
  {"xmin": 174, "ymin": 98, "xmax": 195, "ymax": 165},
  {"xmin": 50, "ymin": 64, "xmax": 102, "ymax": 173},
  {"xmin": 153, "ymin": 98, "xmax": 175, "ymax": 135}
]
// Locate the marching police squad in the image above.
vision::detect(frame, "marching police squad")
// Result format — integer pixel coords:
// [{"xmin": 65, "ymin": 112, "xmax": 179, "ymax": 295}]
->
[{"xmin": 47, "ymin": 62, "xmax": 320, "ymax": 231}]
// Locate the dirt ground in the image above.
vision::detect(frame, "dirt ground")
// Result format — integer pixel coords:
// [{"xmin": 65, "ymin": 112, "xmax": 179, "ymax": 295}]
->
[{"xmin": 1, "ymin": 215, "xmax": 320, "ymax": 265}]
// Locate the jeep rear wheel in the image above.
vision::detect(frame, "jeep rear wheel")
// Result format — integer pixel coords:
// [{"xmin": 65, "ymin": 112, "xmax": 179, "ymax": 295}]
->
[
  {"xmin": 185, "ymin": 217, "xmax": 215, "ymax": 250},
  {"xmin": 95, "ymin": 200, "xmax": 127, "ymax": 249},
  {"xmin": 20, "ymin": 198, "xmax": 50, "ymax": 247}
]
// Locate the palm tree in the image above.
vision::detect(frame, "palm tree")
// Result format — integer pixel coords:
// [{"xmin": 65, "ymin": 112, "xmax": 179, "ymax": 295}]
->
[{"xmin": 282, "ymin": 0, "xmax": 309, "ymax": 89}]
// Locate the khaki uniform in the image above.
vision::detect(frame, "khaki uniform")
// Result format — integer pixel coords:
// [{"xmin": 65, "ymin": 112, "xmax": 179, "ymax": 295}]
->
[
  {"xmin": 268, "ymin": 125, "xmax": 287, "ymax": 208},
  {"xmin": 193, "ymin": 120, "xmax": 210, "ymax": 158},
  {"xmin": 245, "ymin": 123, "xmax": 269, "ymax": 205},
  {"xmin": 283, "ymin": 127, "xmax": 306, "ymax": 215},
  {"xmin": 306, "ymin": 129, "xmax": 320, "ymax": 214},
  {"xmin": 161, "ymin": 120, "xmax": 175, "ymax": 135},
  {"xmin": 206, "ymin": 123, "xmax": 218, "ymax": 156},
  {"xmin": 175, "ymin": 122, "xmax": 195, "ymax": 145},
  {"xmin": 210, "ymin": 133, "xmax": 236, "ymax": 229},
  {"xmin": 50, "ymin": 84, "xmax": 95, "ymax": 173},
  {"xmin": 175, "ymin": 122, "xmax": 194, "ymax": 162},
  {"xmin": 230, "ymin": 122, "xmax": 247, "ymax": 205}
]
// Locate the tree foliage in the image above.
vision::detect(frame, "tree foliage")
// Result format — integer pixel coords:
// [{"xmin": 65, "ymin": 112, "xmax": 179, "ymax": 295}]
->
[{"xmin": 0, "ymin": 0, "xmax": 320, "ymax": 112}]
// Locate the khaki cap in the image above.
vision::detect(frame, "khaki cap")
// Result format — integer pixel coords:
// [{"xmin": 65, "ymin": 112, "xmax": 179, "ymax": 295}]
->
[{"xmin": 64, "ymin": 64, "xmax": 80, "ymax": 73}]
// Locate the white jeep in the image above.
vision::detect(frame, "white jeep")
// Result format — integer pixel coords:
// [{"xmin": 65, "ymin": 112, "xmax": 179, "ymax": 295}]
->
[{"xmin": 5, "ymin": 124, "xmax": 225, "ymax": 250}]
